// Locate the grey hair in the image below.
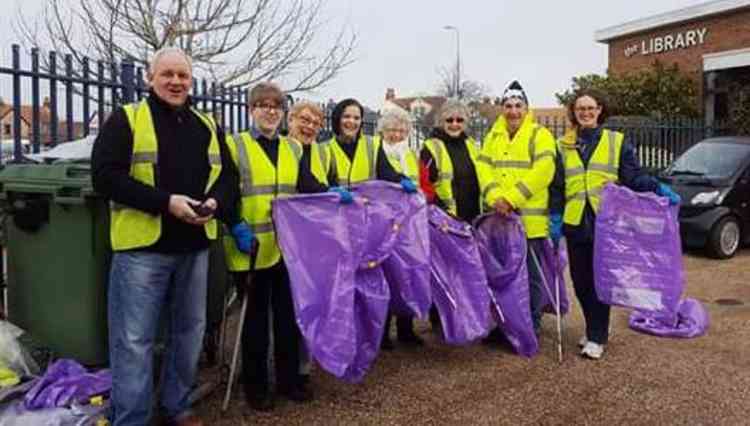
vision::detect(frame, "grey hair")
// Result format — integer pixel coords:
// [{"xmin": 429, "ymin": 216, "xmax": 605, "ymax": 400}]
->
[
  {"xmin": 148, "ymin": 47, "xmax": 193, "ymax": 76},
  {"xmin": 435, "ymin": 99, "xmax": 471, "ymax": 127},
  {"xmin": 377, "ymin": 108, "xmax": 411, "ymax": 134}
]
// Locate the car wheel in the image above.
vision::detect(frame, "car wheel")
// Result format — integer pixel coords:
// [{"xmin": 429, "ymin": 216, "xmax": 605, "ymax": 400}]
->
[{"xmin": 707, "ymin": 216, "xmax": 741, "ymax": 259}]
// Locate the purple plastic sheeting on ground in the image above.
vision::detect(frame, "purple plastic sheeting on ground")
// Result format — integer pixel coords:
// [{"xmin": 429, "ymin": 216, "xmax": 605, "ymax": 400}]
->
[
  {"xmin": 354, "ymin": 182, "xmax": 432, "ymax": 319},
  {"xmin": 23, "ymin": 359, "xmax": 111, "ymax": 410},
  {"xmin": 537, "ymin": 239, "xmax": 571, "ymax": 315},
  {"xmin": 629, "ymin": 298, "xmax": 710, "ymax": 338},
  {"xmin": 273, "ymin": 189, "xmax": 399, "ymax": 383},
  {"xmin": 475, "ymin": 213, "xmax": 539, "ymax": 357},
  {"xmin": 428, "ymin": 206, "xmax": 493, "ymax": 345},
  {"xmin": 594, "ymin": 184, "xmax": 684, "ymax": 320}
]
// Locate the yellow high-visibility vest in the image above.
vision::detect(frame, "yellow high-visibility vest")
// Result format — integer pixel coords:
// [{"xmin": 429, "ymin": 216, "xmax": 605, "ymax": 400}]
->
[
  {"xmin": 110, "ymin": 99, "xmax": 221, "ymax": 251},
  {"xmin": 558, "ymin": 128, "xmax": 623, "ymax": 225},
  {"xmin": 423, "ymin": 137, "xmax": 486, "ymax": 216},
  {"xmin": 478, "ymin": 113, "xmax": 556, "ymax": 238},
  {"xmin": 223, "ymin": 132, "xmax": 321, "ymax": 270},
  {"xmin": 380, "ymin": 140, "xmax": 419, "ymax": 182},
  {"xmin": 326, "ymin": 135, "xmax": 380, "ymax": 186}
]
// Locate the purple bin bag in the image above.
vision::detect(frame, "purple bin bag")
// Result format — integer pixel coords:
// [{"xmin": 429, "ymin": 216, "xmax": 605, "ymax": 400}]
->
[
  {"xmin": 23, "ymin": 359, "xmax": 111, "ymax": 410},
  {"xmin": 353, "ymin": 182, "xmax": 432, "ymax": 319},
  {"xmin": 273, "ymin": 191, "xmax": 396, "ymax": 383},
  {"xmin": 474, "ymin": 213, "xmax": 539, "ymax": 357},
  {"xmin": 537, "ymin": 239, "xmax": 570, "ymax": 315},
  {"xmin": 428, "ymin": 206, "xmax": 493, "ymax": 345},
  {"xmin": 594, "ymin": 184, "xmax": 684, "ymax": 320},
  {"xmin": 629, "ymin": 298, "xmax": 709, "ymax": 338}
]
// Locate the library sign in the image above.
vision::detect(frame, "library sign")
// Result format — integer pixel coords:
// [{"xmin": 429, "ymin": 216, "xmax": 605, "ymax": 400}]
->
[{"xmin": 623, "ymin": 28, "xmax": 708, "ymax": 58}]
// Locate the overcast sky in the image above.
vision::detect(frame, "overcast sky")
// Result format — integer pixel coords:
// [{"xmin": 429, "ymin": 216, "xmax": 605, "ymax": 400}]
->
[{"xmin": 2, "ymin": 0, "xmax": 709, "ymax": 109}]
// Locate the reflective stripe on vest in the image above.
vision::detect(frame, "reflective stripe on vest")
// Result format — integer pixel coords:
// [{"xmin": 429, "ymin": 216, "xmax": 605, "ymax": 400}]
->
[
  {"xmin": 329, "ymin": 135, "xmax": 379, "ymax": 186},
  {"xmin": 482, "ymin": 124, "xmax": 552, "ymax": 238},
  {"xmin": 110, "ymin": 99, "xmax": 221, "ymax": 251},
  {"xmin": 223, "ymin": 132, "xmax": 301, "ymax": 271},
  {"xmin": 424, "ymin": 137, "xmax": 480, "ymax": 216},
  {"xmin": 560, "ymin": 129, "xmax": 623, "ymax": 226},
  {"xmin": 384, "ymin": 149, "xmax": 419, "ymax": 182}
]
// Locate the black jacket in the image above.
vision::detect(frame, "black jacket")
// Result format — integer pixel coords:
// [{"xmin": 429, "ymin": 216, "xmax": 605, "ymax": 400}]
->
[
  {"xmin": 91, "ymin": 91, "xmax": 240, "ymax": 253},
  {"xmin": 420, "ymin": 129, "xmax": 480, "ymax": 223}
]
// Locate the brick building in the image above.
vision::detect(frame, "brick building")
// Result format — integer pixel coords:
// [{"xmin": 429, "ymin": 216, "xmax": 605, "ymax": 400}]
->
[{"xmin": 595, "ymin": 0, "xmax": 750, "ymax": 125}]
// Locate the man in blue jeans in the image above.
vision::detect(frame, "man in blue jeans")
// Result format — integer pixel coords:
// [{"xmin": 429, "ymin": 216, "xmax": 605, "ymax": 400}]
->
[{"xmin": 92, "ymin": 47, "xmax": 249, "ymax": 426}]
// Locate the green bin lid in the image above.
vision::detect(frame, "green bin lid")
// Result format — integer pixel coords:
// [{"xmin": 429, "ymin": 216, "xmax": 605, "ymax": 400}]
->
[{"xmin": 0, "ymin": 164, "xmax": 94, "ymax": 198}]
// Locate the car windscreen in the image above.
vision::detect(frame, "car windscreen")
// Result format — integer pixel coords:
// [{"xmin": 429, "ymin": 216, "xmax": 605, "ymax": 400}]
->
[{"xmin": 666, "ymin": 142, "xmax": 750, "ymax": 179}]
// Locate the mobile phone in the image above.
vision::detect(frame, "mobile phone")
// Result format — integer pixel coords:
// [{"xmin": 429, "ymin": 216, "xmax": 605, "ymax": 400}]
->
[{"xmin": 192, "ymin": 203, "xmax": 215, "ymax": 217}]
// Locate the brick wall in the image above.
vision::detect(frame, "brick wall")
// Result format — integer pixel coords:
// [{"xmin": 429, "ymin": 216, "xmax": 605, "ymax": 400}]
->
[{"xmin": 606, "ymin": 8, "xmax": 750, "ymax": 100}]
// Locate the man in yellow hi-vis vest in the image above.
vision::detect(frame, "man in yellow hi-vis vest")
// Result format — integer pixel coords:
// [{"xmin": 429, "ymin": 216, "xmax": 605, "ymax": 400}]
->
[
  {"xmin": 479, "ymin": 81, "xmax": 557, "ymax": 339},
  {"xmin": 225, "ymin": 83, "xmax": 352, "ymax": 412},
  {"xmin": 92, "ymin": 48, "xmax": 239, "ymax": 426}
]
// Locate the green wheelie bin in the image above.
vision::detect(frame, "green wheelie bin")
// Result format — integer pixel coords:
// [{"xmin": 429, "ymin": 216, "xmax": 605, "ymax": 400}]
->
[{"xmin": 0, "ymin": 163, "xmax": 110, "ymax": 366}]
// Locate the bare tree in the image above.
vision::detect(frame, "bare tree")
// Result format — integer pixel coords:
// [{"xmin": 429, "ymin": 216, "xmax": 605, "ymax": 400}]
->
[
  {"xmin": 436, "ymin": 65, "xmax": 492, "ymax": 105},
  {"xmin": 14, "ymin": 0, "xmax": 356, "ymax": 93}
]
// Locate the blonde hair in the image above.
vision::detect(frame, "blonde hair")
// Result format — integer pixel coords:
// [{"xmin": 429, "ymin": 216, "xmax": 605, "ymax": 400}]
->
[
  {"xmin": 248, "ymin": 82, "xmax": 284, "ymax": 107},
  {"xmin": 289, "ymin": 101, "xmax": 324, "ymax": 122}
]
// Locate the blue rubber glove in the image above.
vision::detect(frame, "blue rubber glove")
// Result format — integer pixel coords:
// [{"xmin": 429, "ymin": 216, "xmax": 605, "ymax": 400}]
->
[
  {"xmin": 656, "ymin": 183, "xmax": 681, "ymax": 205},
  {"xmin": 400, "ymin": 177, "xmax": 418, "ymax": 194},
  {"xmin": 549, "ymin": 213, "xmax": 563, "ymax": 245},
  {"xmin": 231, "ymin": 222, "xmax": 255, "ymax": 254},
  {"xmin": 328, "ymin": 186, "xmax": 354, "ymax": 204}
]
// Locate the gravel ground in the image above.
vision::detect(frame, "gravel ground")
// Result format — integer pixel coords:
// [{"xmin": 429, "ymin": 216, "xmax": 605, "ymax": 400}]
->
[{"xmin": 193, "ymin": 250, "xmax": 750, "ymax": 425}]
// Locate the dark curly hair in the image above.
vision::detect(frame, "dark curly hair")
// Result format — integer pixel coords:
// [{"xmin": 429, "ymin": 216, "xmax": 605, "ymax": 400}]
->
[{"xmin": 567, "ymin": 89, "xmax": 609, "ymax": 128}]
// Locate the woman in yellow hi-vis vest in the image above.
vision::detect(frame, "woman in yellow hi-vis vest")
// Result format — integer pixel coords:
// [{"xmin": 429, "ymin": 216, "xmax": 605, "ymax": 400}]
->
[
  {"xmin": 224, "ymin": 83, "xmax": 352, "ymax": 412},
  {"xmin": 479, "ymin": 81, "xmax": 557, "ymax": 342},
  {"xmin": 288, "ymin": 101, "xmax": 337, "ymax": 186},
  {"xmin": 420, "ymin": 99, "xmax": 495, "ymax": 332},
  {"xmin": 549, "ymin": 90, "xmax": 680, "ymax": 360},
  {"xmin": 375, "ymin": 109, "xmax": 425, "ymax": 350},
  {"xmin": 323, "ymin": 98, "xmax": 419, "ymax": 192}
]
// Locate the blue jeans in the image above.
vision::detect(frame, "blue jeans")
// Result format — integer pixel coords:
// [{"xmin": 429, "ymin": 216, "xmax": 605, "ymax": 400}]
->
[
  {"xmin": 527, "ymin": 238, "xmax": 545, "ymax": 333},
  {"xmin": 108, "ymin": 249, "xmax": 208, "ymax": 426}
]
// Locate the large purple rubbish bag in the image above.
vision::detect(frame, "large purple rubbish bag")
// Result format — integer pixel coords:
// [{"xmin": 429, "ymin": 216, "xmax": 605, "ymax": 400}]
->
[
  {"xmin": 354, "ymin": 182, "xmax": 432, "ymax": 319},
  {"xmin": 428, "ymin": 206, "xmax": 493, "ymax": 345},
  {"xmin": 629, "ymin": 298, "xmax": 709, "ymax": 338},
  {"xmin": 273, "ymin": 191, "xmax": 396, "ymax": 383},
  {"xmin": 475, "ymin": 213, "xmax": 539, "ymax": 357},
  {"xmin": 24, "ymin": 359, "xmax": 111, "ymax": 410},
  {"xmin": 594, "ymin": 184, "xmax": 684, "ymax": 319}
]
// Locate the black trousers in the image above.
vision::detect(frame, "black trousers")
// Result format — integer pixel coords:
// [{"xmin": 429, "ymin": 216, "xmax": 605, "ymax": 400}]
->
[
  {"xmin": 236, "ymin": 261, "xmax": 300, "ymax": 395},
  {"xmin": 568, "ymin": 242, "xmax": 611, "ymax": 345},
  {"xmin": 383, "ymin": 314, "xmax": 415, "ymax": 340}
]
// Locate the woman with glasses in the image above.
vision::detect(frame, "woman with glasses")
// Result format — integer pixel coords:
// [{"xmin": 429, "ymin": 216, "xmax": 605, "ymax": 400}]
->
[
  {"xmin": 549, "ymin": 90, "xmax": 681, "ymax": 360},
  {"xmin": 420, "ymin": 100, "xmax": 490, "ymax": 332},
  {"xmin": 377, "ymin": 108, "xmax": 425, "ymax": 350},
  {"xmin": 420, "ymin": 100, "xmax": 486, "ymax": 223},
  {"xmin": 288, "ymin": 101, "xmax": 337, "ymax": 185}
]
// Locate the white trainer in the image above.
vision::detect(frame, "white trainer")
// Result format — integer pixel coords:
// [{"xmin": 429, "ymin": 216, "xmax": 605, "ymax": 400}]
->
[
  {"xmin": 578, "ymin": 336, "xmax": 587, "ymax": 348},
  {"xmin": 581, "ymin": 342, "xmax": 604, "ymax": 360}
]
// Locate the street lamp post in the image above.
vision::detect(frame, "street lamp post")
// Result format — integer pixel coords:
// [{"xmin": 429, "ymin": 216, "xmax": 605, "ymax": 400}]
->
[{"xmin": 443, "ymin": 25, "xmax": 460, "ymax": 99}]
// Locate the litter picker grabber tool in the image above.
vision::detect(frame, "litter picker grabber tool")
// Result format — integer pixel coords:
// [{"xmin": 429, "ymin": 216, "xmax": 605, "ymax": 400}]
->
[
  {"xmin": 529, "ymin": 243, "xmax": 564, "ymax": 364},
  {"xmin": 222, "ymin": 239, "xmax": 259, "ymax": 412}
]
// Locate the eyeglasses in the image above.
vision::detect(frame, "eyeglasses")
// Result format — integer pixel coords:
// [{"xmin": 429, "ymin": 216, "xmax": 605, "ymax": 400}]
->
[
  {"xmin": 384, "ymin": 128, "xmax": 408, "ymax": 134},
  {"xmin": 296, "ymin": 114, "xmax": 322, "ymax": 128},
  {"xmin": 445, "ymin": 117, "xmax": 465, "ymax": 124},
  {"xmin": 575, "ymin": 106, "xmax": 599, "ymax": 113},
  {"xmin": 254, "ymin": 102, "xmax": 282, "ymax": 113}
]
